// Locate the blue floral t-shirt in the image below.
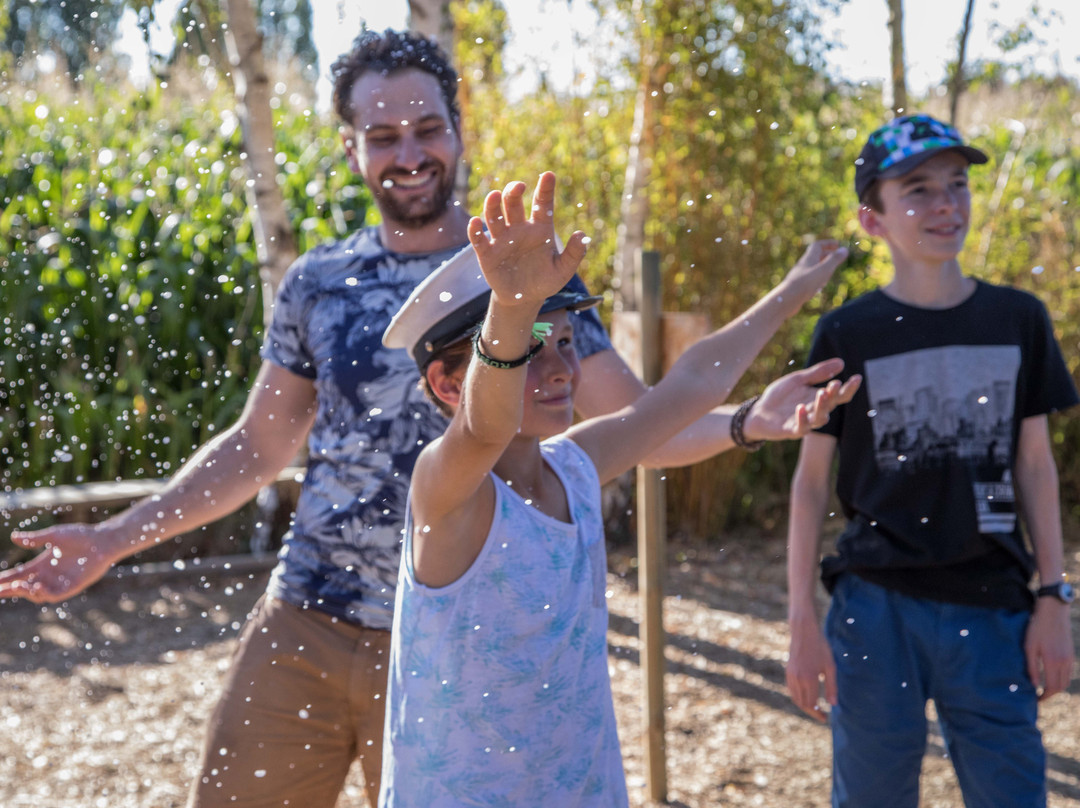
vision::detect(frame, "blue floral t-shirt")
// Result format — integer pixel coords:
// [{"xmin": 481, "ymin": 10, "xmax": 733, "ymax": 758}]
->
[{"xmin": 260, "ymin": 227, "xmax": 613, "ymax": 629}]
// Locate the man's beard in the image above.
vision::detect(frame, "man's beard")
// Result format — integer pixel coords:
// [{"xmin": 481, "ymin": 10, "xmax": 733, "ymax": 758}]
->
[{"xmin": 376, "ymin": 163, "xmax": 457, "ymax": 229}]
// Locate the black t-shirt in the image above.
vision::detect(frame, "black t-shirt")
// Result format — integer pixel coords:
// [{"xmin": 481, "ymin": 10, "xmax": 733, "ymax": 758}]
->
[{"xmin": 808, "ymin": 280, "xmax": 1078, "ymax": 610}]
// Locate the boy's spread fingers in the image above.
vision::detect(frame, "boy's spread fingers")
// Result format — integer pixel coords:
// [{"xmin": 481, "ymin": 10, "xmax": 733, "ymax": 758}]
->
[
  {"xmin": 467, "ymin": 216, "xmax": 488, "ymax": 244},
  {"xmin": 483, "ymin": 190, "xmax": 507, "ymax": 235},
  {"xmin": 794, "ymin": 403, "xmax": 810, "ymax": 434},
  {"xmin": 839, "ymin": 375, "xmax": 862, "ymax": 401},
  {"xmin": 560, "ymin": 230, "xmax": 589, "ymax": 265},
  {"xmin": 801, "ymin": 357, "xmax": 845, "ymax": 384},
  {"xmin": 822, "ymin": 246, "xmax": 848, "ymax": 269},
  {"xmin": 0, "ymin": 570, "xmax": 29, "ymax": 590},
  {"xmin": 503, "ymin": 180, "xmax": 527, "ymax": 197},
  {"xmin": 467, "ymin": 221, "xmax": 493, "ymax": 262},
  {"xmin": 809, "ymin": 388, "xmax": 829, "ymax": 427},
  {"xmin": 501, "ymin": 181, "xmax": 528, "ymax": 225},
  {"xmin": 530, "ymin": 171, "xmax": 557, "ymax": 217}
]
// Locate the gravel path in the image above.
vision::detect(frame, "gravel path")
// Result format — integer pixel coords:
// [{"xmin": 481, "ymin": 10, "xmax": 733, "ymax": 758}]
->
[{"xmin": 2, "ymin": 536, "xmax": 1078, "ymax": 807}]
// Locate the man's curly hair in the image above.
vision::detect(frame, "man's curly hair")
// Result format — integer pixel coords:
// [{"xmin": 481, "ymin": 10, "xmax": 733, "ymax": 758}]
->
[{"xmin": 331, "ymin": 28, "xmax": 461, "ymax": 132}]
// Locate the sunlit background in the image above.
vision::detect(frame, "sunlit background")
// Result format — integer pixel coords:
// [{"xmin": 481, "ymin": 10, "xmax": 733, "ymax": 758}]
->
[
  {"xmin": 111, "ymin": 0, "xmax": 1080, "ymax": 111},
  {"xmin": 3, "ymin": 3, "xmax": 1080, "ymax": 807}
]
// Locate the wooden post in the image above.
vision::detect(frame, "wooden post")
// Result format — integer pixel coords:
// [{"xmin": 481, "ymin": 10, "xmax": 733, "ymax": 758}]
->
[{"xmin": 635, "ymin": 249, "xmax": 667, "ymax": 802}]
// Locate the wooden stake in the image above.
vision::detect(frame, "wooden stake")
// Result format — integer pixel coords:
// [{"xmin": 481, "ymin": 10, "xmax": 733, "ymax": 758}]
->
[{"xmin": 635, "ymin": 249, "xmax": 667, "ymax": 802}]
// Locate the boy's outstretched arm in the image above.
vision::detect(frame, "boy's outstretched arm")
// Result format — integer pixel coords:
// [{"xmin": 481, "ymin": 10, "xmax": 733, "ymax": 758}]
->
[
  {"xmin": 785, "ymin": 431, "xmax": 839, "ymax": 721},
  {"xmin": 408, "ymin": 172, "xmax": 586, "ymax": 534},
  {"xmin": 638, "ymin": 358, "xmax": 861, "ymax": 468},
  {"xmin": 1015, "ymin": 414, "xmax": 1075, "ymax": 701},
  {"xmin": 568, "ymin": 240, "xmax": 849, "ymax": 485}
]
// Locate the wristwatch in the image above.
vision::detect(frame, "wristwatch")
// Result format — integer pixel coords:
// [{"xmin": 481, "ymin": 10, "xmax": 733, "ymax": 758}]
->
[{"xmin": 1036, "ymin": 581, "xmax": 1076, "ymax": 604}]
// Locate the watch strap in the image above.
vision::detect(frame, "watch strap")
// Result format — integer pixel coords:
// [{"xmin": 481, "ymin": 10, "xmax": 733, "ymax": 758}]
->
[{"xmin": 1036, "ymin": 581, "xmax": 1075, "ymax": 603}]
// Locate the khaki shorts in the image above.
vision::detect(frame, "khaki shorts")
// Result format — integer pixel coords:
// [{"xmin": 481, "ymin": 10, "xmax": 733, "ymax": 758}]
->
[{"xmin": 187, "ymin": 595, "xmax": 391, "ymax": 808}]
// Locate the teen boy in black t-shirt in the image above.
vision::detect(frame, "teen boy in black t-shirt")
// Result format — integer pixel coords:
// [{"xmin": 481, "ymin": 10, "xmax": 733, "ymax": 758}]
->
[{"xmin": 785, "ymin": 114, "xmax": 1077, "ymax": 808}]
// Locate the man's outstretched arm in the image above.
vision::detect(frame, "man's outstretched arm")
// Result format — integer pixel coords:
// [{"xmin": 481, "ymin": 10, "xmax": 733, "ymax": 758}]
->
[{"xmin": 0, "ymin": 361, "xmax": 316, "ymax": 604}]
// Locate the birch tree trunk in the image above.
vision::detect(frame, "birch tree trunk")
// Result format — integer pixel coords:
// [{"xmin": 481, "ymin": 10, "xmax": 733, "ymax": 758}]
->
[
  {"xmin": 614, "ymin": 79, "xmax": 653, "ymax": 312},
  {"xmin": 614, "ymin": 0, "xmax": 667, "ymax": 313},
  {"xmin": 223, "ymin": 0, "xmax": 298, "ymax": 325},
  {"xmin": 886, "ymin": 0, "xmax": 908, "ymax": 114},
  {"xmin": 407, "ymin": 0, "xmax": 454, "ymax": 62}
]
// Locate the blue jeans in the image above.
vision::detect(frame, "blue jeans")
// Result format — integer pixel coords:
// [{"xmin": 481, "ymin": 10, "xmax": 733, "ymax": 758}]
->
[{"xmin": 825, "ymin": 574, "xmax": 1045, "ymax": 808}]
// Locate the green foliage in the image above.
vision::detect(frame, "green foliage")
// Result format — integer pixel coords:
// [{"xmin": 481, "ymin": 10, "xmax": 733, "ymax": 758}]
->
[
  {"xmin": 991, "ymin": 4, "xmax": 1063, "ymax": 55},
  {"xmin": 6, "ymin": 2, "xmax": 1078, "ymax": 546},
  {"xmin": 0, "ymin": 72, "xmax": 370, "ymax": 494},
  {"xmin": 960, "ymin": 91, "xmax": 1080, "ymax": 527}
]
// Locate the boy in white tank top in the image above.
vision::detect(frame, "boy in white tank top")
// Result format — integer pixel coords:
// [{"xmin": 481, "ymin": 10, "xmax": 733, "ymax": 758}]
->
[{"xmin": 378, "ymin": 171, "xmax": 861, "ymax": 806}]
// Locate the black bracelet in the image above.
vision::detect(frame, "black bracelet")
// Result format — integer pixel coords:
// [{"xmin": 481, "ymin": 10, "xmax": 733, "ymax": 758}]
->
[
  {"xmin": 472, "ymin": 328, "xmax": 544, "ymax": 369},
  {"xmin": 731, "ymin": 395, "xmax": 765, "ymax": 452}
]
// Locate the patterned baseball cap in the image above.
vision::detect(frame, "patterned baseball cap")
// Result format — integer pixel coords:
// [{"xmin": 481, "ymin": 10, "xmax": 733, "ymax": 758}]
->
[
  {"xmin": 383, "ymin": 243, "xmax": 601, "ymax": 369},
  {"xmin": 854, "ymin": 114, "xmax": 988, "ymax": 201}
]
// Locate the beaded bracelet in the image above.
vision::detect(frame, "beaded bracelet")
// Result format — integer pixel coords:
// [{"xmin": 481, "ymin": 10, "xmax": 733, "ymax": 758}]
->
[
  {"xmin": 730, "ymin": 394, "xmax": 765, "ymax": 452},
  {"xmin": 473, "ymin": 328, "xmax": 545, "ymax": 369}
]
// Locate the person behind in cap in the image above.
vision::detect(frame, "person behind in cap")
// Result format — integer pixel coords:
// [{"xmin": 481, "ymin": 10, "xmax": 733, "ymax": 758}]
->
[
  {"xmin": 0, "ymin": 28, "xmax": 870, "ymax": 808},
  {"xmin": 784, "ymin": 113, "xmax": 1078, "ymax": 807},
  {"xmin": 377, "ymin": 171, "xmax": 861, "ymax": 807}
]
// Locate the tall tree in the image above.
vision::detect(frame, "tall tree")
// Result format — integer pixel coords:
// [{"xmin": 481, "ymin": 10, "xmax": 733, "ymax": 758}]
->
[
  {"xmin": 153, "ymin": 0, "xmax": 307, "ymax": 304},
  {"xmin": 410, "ymin": 0, "xmax": 506, "ymax": 214},
  {"xmin": 948, "ymin": 0, "xmax": 976, "ymax": 123},
  {"xmin": 886, "ymin": 0, "xmax": 908, "ymax": 113},
  {"xmin": 408, "ymin": 0, "xmax": 454, "ymax": 61},
  {"xmin": 613, "ymin": 0, "xmax": 667, "ymax": 313},
  {"xmin": 222, "ymin": 0, "xmax": 298, "ymax": 312}
]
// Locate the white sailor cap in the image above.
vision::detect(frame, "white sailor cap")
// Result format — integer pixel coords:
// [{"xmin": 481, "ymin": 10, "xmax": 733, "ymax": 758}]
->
[{"xmin": 382, "ymin": 244, "xmax": 601, "ymax": 368}]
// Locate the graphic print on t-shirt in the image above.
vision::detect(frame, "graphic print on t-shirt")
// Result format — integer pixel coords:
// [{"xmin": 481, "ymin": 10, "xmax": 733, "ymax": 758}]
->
[{"xmin": 864, "ymin": 344, "xmax": 1021, "ymax": 534}]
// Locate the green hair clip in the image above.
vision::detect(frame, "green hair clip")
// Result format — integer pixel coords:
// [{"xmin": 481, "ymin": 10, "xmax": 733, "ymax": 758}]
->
[{"xmin": 532, "ymin": 322, "xmax": 553, "ymax": 343}]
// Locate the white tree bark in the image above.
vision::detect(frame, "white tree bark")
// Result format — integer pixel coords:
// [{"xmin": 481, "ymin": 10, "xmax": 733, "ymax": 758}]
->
[
  {"xmin": 613, "ymin": 0, "xmax": 662, "ymax": 313},
  {"xmin": 407, "ymin": 0, "xmax": 454, "ymax": 63},
  {"xmin": 223, "ymin": 0, "xmax": 298, "ymax": 323}
]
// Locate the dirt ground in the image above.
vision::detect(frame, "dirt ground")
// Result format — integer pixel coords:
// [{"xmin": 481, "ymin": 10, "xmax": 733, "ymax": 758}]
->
[{"xmin": 2, "ymin": 534, "xmax": 1079, "ymax": 808}]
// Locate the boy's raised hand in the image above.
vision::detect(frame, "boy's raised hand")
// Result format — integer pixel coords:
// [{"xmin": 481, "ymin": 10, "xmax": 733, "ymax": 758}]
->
[
  {"xmin": 745, "ymin": 358, "xmax": 862, "ymax": 441},
  {"xmin": 467, "ymin": 171, "xmax": 588, "ymax": 309},
  {"xmin": 780, "ymin": 240, "xmax": 849, "ymax": 308}
]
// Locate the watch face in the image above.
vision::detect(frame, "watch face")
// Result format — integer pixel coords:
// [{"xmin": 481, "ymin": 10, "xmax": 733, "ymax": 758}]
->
[{"xmin": 1038, "ymin": 582, "xmax": 1076, "ymax": 603}]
